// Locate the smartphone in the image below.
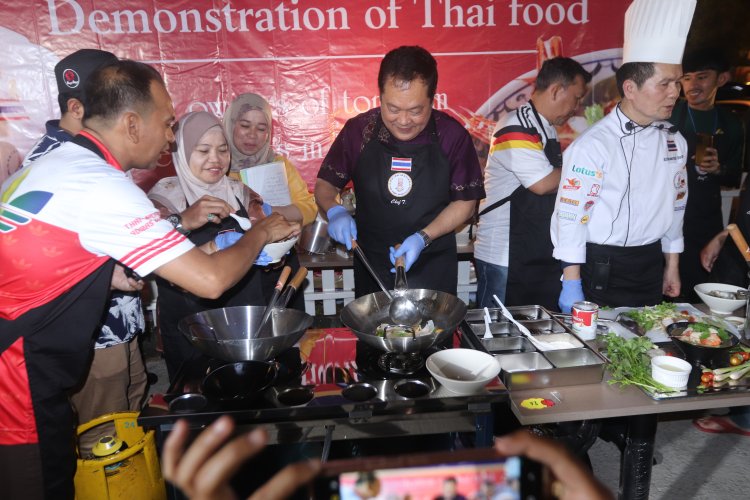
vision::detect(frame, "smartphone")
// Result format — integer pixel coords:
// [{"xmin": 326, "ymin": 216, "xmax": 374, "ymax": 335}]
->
[{"xmin": 310, "ymin": 447, "xmax": 551, "ymax": 500}]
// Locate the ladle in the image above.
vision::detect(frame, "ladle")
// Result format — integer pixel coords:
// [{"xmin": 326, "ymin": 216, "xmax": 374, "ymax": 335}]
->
[
  {"xmin": 351, "ymin": 239, "xmax": 392, "ymax": 299},
  {"xmin": 388, "ymin": 246, "xmax": 421, "ymax": 326}
]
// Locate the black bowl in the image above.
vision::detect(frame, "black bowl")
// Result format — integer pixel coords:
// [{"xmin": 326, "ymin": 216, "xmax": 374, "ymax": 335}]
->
[
  {"xmin": 201, "ymin": 361, "xmax": 277, "ymax": 407},
  {"xmin": 665, "ymin": 321, "xmax": 739, "ymax": 367}
]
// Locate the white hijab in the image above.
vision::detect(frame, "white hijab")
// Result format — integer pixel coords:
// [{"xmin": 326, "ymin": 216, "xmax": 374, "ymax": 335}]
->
[{"xmin": 149, "ymin": 111, "xmax": 248, "ymax": 213}]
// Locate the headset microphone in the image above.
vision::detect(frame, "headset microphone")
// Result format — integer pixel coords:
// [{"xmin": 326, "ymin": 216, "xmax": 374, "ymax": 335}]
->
[
  {"xmin": 625, "ymin": 121, "xmax": 677, "ymax": 133},
  {"xmin": 625, "ymin": 121, "xmax": 636, "ymax": 131}
]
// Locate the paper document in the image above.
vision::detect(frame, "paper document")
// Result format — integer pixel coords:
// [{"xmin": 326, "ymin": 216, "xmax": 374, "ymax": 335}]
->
[{"xmin": 238, "ymin": 161, "xmax": 291, "ymax": 206}]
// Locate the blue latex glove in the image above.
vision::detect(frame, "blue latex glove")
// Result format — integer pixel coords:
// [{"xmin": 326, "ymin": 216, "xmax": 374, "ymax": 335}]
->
[
  {"xmin": 254, "ymin": 250, "xmax": 273, "ymax": 266},
  {"xmin": 261, "ymin": 202, "xmax": 273, "ymax": 216},
  {"xmin": 559, "ymin": 279, "xmax": 584, "ymax": 313},
  {"xmin": 326, "ymin": 205, "xmax": 357, "ymax": 250},
  {"xmin": 389, "ymin": 232, "xmax": 426, "ymax": 273},
  {"xmin": 214, "ymin": 231, "xmax": 242, "ymax": 250}
]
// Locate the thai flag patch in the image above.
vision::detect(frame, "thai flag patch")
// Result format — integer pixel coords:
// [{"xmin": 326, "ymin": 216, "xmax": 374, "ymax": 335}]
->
[
  {"xmin": 391, "ymin": 157, "xmax": 412, "ymax": 172},
  {"xmin": 666, "ymin": 139, "xmax": 677, "ymax": 152}
]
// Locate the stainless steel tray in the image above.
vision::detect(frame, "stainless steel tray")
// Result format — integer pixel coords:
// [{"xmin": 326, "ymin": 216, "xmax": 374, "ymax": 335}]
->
[{"xmin": 467, "ymin": 306, "xmax": 606, "ymax": 390}]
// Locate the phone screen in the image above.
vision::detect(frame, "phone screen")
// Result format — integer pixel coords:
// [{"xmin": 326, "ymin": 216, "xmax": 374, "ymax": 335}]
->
[{"xmin": 311, "ymin": 448, "xmax": 546, "ymax": 500}]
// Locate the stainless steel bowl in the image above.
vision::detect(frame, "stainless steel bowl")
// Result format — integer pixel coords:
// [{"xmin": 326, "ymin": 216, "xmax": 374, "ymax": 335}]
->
[
  {"xmin": 298, "ymin": 219, "xmax": 331, "ymax": 254},
  {"xmin": 340, "ymin": 289, "xmax": 467, "ymax": 353},
  {"xmin": 179, "ymin": 306, "xmax": 313, "ymax": 362}
]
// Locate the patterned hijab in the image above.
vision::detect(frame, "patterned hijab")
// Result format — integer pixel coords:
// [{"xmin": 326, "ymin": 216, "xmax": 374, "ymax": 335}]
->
[
  {"xmin": 223, "ymin": 93, "xmax": 276, "ymax": 172},
  {"xmin": 148, "ymin": 111, "xmax": 246, "ymax": 213}
]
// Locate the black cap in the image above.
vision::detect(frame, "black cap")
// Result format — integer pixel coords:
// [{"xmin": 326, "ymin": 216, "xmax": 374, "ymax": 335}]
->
[
  {"xmin": 682, "ymin": 48, "xmax": 730, "ymax": 74},
  {"xmin": 54, "ymin": 49, "xmax": 117, "ymax": 109}
]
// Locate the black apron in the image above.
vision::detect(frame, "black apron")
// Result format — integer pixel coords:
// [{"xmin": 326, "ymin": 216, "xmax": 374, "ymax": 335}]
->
[
  {"xmin": 504, "ymin": 102, "xmax": 562, "ymax": 310},
  {"xmin": 583, "ymin": 242, "xmax": 663, "ymax": 308},
  {"xmin": 157, "ymin": 200, "xmax": 302, "ymax": 381},
  {"xmin": 351, "ymin": 114, "xmax": 456, "ymax": 297},
  {"xmin": 676, "ymin": 106, "xmax": 725, "ymax": 297}
]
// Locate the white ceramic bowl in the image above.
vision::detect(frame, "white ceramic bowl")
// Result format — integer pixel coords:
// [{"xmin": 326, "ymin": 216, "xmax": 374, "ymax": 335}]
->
[
  {"xmin": 263, "ymin": 235, "xmax": 299, "ymax": 263},
  {"xmin": 694, "ymin": 283, "xmax": 746, "ymax": 315},
  {"xmin": 426, "ymin": 348, "xmax": 501, "ymax": 395},
  {"xmin": 651, "ymin": 355, "xmax": 692, "ymax": 388}
]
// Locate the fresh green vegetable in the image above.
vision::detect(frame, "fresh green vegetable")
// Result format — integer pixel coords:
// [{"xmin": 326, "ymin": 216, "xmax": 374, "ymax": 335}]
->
[
  {"xmin": 688, "ymin": 321, "xmax": 730, "ymax": 341},
  {"xmin": 602, "ymin": 332, "xmax": 677, "ymax": 393},
  {"xmin": 626, "ymin": 302, "xmax": 678, "ymax": 331}
]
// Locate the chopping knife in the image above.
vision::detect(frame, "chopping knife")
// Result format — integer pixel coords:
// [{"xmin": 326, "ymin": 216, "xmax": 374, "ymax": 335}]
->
[
  {"xmin": 727, "ymin": 223, "xmax": 750, "ymax": 266},
  {"xmin": 257, "ymin": 265, "xmax": 292, "ymax": 333}
]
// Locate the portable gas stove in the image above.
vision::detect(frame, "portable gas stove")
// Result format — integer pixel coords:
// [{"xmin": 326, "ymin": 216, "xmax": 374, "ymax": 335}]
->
[{"xmin": 138, "ymin": 322, "xmax": 506, "ymax": 449}]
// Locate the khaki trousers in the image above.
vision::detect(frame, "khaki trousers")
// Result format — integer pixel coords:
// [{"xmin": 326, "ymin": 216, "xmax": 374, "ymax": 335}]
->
[{"xmin": 70, "ymin": 338, "xmax": 148, "ymax": 456}]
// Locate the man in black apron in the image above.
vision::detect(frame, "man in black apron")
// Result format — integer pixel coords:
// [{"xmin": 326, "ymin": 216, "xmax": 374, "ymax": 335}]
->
[
  {"xmin": 315, "ymin": 46, "xmax": 485, "ymax": 297},
  {"xmin": 474, "ymin": 57, "xmax": 590, "ymax": 310},
  {"xmin": 670, "ymin": 48, "xmax": 744, "ymax": 301}
]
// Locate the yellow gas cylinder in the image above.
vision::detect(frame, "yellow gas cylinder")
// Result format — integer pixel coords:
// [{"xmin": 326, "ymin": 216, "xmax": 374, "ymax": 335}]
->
[{"xmin": 74, "ymin": 412, "xmax": 166, "ymax": 500}]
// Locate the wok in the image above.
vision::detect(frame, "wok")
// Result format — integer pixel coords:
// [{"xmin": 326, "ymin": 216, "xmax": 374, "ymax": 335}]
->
[
  {"xmin": 665, "ymin": 321, "xmax": 739, "ymax": 367},
  {"xmin": 340, "ymin": 289, "xmax": 467, "ymax": 353},
  {"xmin": 201, "ymin": 360, "xmax": 277, "ymax": 407},
  {"xmin": 179, "ymin": 306, "xmax": 313, "ymax": 362}
]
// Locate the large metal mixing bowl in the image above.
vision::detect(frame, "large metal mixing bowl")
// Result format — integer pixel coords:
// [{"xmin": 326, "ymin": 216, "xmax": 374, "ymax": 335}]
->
[
  {"xmin": 340, "ymin": 289, "xmax": 467, "ymax": 353},
  {"xmin": 178, "ymin": 306, "xmax": 313, "ymax": 362}
]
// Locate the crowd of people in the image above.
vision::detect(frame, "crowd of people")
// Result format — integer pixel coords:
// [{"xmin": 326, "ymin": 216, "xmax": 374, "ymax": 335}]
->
[{"xmin": 1, "ymin": 0, "xmax": 748, "ymax": 497}]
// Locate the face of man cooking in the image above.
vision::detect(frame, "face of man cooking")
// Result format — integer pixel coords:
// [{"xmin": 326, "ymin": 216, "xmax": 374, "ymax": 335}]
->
[
  {"xmin": 624, "ymin": 63, "xmax": 682, "ymax": 125},
  {"xmin": 380, "ymin": 77, "xmax": 433, "ymax": 142}
]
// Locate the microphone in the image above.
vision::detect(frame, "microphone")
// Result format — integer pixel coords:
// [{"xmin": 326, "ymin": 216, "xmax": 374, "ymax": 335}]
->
[
  {"xmin": 624, "ymin": 121, "xmax": 678, "ymax": 133},
  {"xmin": 654, "ymin": 123, "xmax": 679, "ymax": 133}
]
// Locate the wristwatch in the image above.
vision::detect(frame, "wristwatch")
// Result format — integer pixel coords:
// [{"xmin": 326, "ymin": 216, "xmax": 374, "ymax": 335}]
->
[
  {"xmin": 418, "ymin": 230, "xmax": 432, "ymax": 248},
  {"xmin": 166, "ymin": 213, "xmax": 189, "ymax": 235}
]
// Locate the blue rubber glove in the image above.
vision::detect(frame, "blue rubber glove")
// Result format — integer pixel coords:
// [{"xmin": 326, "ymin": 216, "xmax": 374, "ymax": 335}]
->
[
  {"xmin": 559, "ymin": 279, "xmax": 584, "ymax": 313},
  {"xmin": 389, "ymin": 232, "xmax": 426, "ymax": 273},
  {"xmin": 326, "ymin": 205, "xmax": 357, "ymax": 250},
  {"xmin": 254, "ymin": 250, "xmax": 273, "ymax": 266},
  {"xmin": 214, "ymin": 231, "xmax": 243, "ymax": 250},
  {"xmin": 261, "ymin": 202, "xmax": 273, "ymax": 216}
]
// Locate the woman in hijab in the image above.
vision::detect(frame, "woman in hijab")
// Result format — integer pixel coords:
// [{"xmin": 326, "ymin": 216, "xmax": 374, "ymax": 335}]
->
[
  {"xmin": 148, "ymin": 111, "xmax": 272, "ymax": 382},
  {"xmin": 223, "ymin": 93, "xmax": 317, "ymax": 226},
  {"xmin": 223, "ymin": 93, "xmax": 317, "ymax": 312}
]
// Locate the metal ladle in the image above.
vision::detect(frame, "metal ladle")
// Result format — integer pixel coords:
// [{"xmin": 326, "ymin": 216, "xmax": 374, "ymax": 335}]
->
[{"xmin": 388, "ymin": 246, "xmax": 421, "ymax": 326}]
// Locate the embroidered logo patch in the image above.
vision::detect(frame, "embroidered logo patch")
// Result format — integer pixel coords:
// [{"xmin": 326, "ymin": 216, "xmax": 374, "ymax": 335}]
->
[
  {"xmin": 562, "ymin": 178, "xmax": 581, "ymax": 191},
  {"xmin": 388, "ymin": 173, "xmax": 412, "ymax": 198}
]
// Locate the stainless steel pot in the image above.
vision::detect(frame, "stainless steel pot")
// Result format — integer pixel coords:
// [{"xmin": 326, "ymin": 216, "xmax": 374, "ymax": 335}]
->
[
  {"xmin": 340, "ymin": 289, "xmax": 467, "ymax": 353},
  {"xmin": 298, "ymin": 219, "xmax": 331, "ymax": 254},
  {"xmin": 178, "ymin": 305, "xmax": 313, "ymax": 362}
]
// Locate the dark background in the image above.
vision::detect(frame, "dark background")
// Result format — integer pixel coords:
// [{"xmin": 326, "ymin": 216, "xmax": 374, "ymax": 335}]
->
[{"xmin": 687, "ymin": 0, "xmax": 750, "ymax": 80}]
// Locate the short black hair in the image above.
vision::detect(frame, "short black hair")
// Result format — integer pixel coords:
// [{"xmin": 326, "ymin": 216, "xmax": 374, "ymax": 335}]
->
[
  {"xmin": 83, "ymin": 60, "xmax": 164, "ymax": 124},
  {"xmin": 683, "ymin": 48, "xmax": 730, "ymax": 74},
  {"xmin": 535, "ymin": 57, "xmax": 592, "ymax": 92},
  {"xmin": 615, "ymin": 62, "xmax": 656, "ymax": 98},
  {"xmin": 378, "ymin": 46, "xmax": 438, "ymax": 100}
]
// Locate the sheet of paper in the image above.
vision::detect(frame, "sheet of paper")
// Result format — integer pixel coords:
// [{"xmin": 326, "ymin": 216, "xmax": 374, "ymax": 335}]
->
[{"xmin": 238, "ymin": 161, "xmax": 291, "ymax": 206}]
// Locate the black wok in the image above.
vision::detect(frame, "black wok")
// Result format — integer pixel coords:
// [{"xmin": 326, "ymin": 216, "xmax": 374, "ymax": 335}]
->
[
  {"xmin": 340, "ymin": 289, "xmax": 467, "ymax": 353},
  {"xmin": 665, "ymin": 321, "xmax": 739, "ymax": 367},
  {"xmin": 201, "ymin": 361, "xmax": 277, "ymax": 407}
]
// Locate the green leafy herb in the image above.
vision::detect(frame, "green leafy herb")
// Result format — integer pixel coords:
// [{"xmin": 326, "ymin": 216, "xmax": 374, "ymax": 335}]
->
[
  {"xmin": 603, "ymin": 332, "xmax": 677, "ymax": 394},
  {"xmin": 625, "ymin": 302, "xmax": 678, "ymax": 332}
]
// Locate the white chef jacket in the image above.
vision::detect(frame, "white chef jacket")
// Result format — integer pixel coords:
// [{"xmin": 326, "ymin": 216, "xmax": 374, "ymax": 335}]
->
[
  {"xmin": 474, "ymin": 102, "xmax": 556, "ymax": 266},
  {"xmin": 551, "ymin": 106, "xmax": 688, "ymax": 264}
]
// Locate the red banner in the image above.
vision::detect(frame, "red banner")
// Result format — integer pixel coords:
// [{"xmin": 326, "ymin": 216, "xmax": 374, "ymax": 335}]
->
[{"xmin": 0, "ymin": 1, "xmax": 629, "ymax": 189}]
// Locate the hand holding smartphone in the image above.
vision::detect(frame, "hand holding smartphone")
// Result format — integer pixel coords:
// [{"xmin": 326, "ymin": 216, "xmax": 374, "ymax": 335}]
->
[{"xmin": 310, "ymin": 447, "xmax": 549, "ymax": 500}]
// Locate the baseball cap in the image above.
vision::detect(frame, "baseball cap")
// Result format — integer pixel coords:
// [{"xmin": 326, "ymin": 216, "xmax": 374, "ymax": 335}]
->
[{"xmin": 54, "ymin": 48, "xmax": 118, "ymax": 110}]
